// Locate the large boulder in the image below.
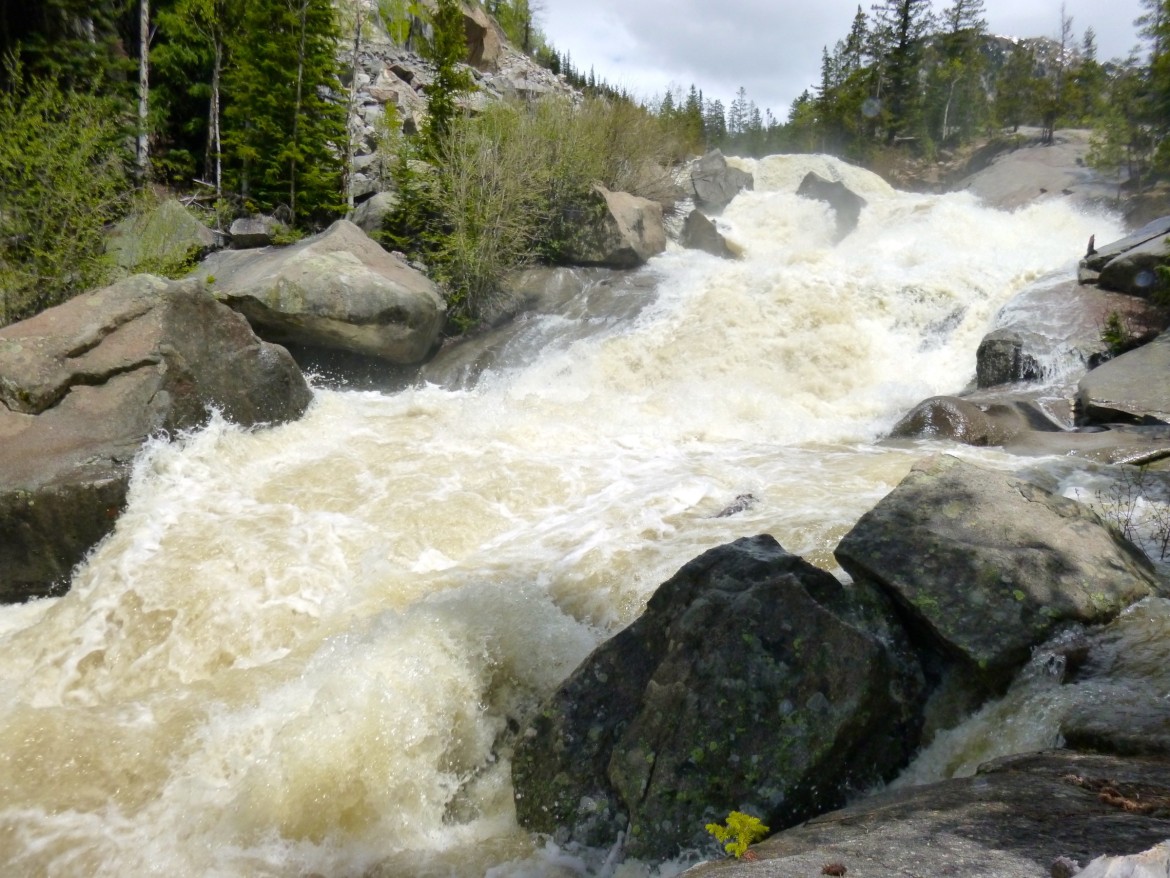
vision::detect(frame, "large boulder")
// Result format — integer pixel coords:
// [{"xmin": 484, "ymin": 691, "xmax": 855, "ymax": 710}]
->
[
  {"xmin": 229, "ymin": 214, "xmax": 285, "ymax": 249},
  {"xmin": 690, "ymin": 150, "xmax": 753, "ymax": 213},
  {"xmin": 512, "ymin": 535, "xmax": 925, "ymax": 861},
  {"xmin": 106, "ymin": 198, "xmax": 220, "ymax": 273},
  {"xmin": 681, "ymin": 751, "xmax": 1170, "ymax": 877},
  {"xmin": 349, "ymin": 191, "xmax": 399, "ymax": 236},
  {"xmin": 461, "ymin": 2, "xmax": 503, "ymax": 70},
  {"xmin": 194, "ymin": 219, "xmax": 445, "ymax": 364},
  {"xmin": 1078, "ymin": 329, "xmax": 1170, "ymax": 425},
  {"xmin": 0, "ymin": 275, "xmax": 312, "ymax": 602},
  {"xmin": 558, "ymin": 186, "xmax": 667, "ymax": 269},
  {"xmin": 835, "ymin": 455, "xmax": 1160, "ymax": 694},
  {"xmin": 680, "ymin": 209, "xmax": 736, "ymax": 258},
  {"xmin": 795, "ymin": 172, "xmax": 867, "ymax": 242}
]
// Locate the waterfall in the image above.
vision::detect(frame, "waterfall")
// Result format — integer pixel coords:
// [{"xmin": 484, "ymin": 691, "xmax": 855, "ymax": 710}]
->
[{"xmin": 0, "ymin": 156, "xmax": 1122, "ymax": 877}]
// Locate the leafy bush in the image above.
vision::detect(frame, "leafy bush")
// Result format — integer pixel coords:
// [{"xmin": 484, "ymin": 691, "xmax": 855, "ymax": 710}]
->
[
  {"xmin": 0, "ymin": 65, "xmax": 132, "ymax": 326},
  {"xmin": 705, "ymin": 810, "xmax": 770, "ymax": 859},
  {"xmin": 382, "ymin": 95, "xmax": 682, "ymax": 329}
]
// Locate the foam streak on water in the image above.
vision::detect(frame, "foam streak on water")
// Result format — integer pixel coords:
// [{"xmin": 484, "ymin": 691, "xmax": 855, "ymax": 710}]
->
[{"xmin": 0, "ymin": 156, "xmax": 1121, "ymax": 877}]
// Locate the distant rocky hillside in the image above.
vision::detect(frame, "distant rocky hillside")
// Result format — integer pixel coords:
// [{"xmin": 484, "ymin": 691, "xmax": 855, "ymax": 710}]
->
[{"xmin": 335, "ymin": 0, "xmax": 577, "ymax": 201}]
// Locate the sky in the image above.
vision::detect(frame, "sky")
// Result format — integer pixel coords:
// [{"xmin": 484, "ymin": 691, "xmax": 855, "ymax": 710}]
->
[{"xmin": 537, "ymin": 0, "xmax": 1150, "ymax": 120}]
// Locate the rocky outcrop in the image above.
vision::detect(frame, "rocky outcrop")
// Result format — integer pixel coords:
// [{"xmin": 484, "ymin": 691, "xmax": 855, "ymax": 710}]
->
[
  {"xmin": 682, "ymin": 751, "xmax": 1170, "ymax": 877},
  {"xmin": 680, "ymin": 210, "xmax": 736, "ymax": 258},
  {"xmin": 557, "ymin": 186, "xmax": 667, "ymax": 268},
  {"xmin": 1081, "ymin": 216, "xmax": 1170, "ymax": 289},
  {"xmin": 194, "ymin": 219, "xmax": 445, "ymax": 364},
  {"xmin": 795, "ymin": 172, "xmax": 867, "ymax": 242},
  {"xmin": 1078, "ymin": 329, "xmax": 1170, "ymax": 425},
  {"xmin": 690, "ymin": 150, "xmax": 753, "ymax": 213},
  {"xmin": 1098, "ymin": 234, "xmax": 1170, "ymax": 298},
  {"xmin": 107, "ymin": 198, "xmax": 220, "ymax": 272},
  {"xmin": 0, "ymin": 275, "xmax": 312, "ymax": 602},
  {"xmin": 835, "ymin": 455, "xmax": 1160, "ymax": 694},
  {"xmin": 512, "ymin": 535, "xmax": 925, "ymax": 861}
]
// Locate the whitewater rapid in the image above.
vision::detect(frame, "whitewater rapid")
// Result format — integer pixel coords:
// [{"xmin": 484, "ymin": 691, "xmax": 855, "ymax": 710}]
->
[{"xmin": 0, "ymin": 155, "xmax": 1123, "ymax": 877}]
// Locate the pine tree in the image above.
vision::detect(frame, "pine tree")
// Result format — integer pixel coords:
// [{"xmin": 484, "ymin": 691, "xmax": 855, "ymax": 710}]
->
[
  {"xmin": 871, "ymin": 0, "xmax": 935, "ymax": 143},
  {"xmin": 420, "ymin": 0, "xmax": 474, "ymax": 156},
  {"xmin": 222, "ymin": 0, "xmax": 345, "ymax": 223}
]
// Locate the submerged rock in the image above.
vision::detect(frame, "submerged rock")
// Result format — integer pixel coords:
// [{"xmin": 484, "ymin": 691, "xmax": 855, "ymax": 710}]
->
[
  {"xmin": 888, "ymin": 395, "xmax": 1056, "ymax": 446},
  {"xmin": 795, "ymin": 172, "xmax": 867, "ymax": 242},
  {"xmin": 976, "ymin": 328, "xmax": 1044, "ymax": 387},
  {"xmin": 194, "ymin": 219, "xmax": 445, "ymax": 364},
  {"xmin": 835, "ymin": 455, "xmax": 1161, "ymax": 695},
  {"xmin": 512, "ymin": 534, "xmax": 924, "ymax": 861},
  {"xmin": 681, "ymin": 751, "xmax": 1170, "ymax": 877},
  {"xmin": 0, "ymin": 275, "xmax": 312, "ymax": 602},
  {"xmin": 681, "ymin": 209, "xmax": 736, "ymax": 258}
]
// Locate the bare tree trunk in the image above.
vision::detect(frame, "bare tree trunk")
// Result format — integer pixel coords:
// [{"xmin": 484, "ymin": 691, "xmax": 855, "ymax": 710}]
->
[
  {"xmin": 137, "ymin": 0, "xmax": 150, "ymax": 179},
  {"xmin": 346, "ymin": 2, "xmax": 367, "ymax": 212},
  {"xmin": 212, "ymin": 41, "xmax": 222, "ymax": 201},
  {"xmin": 290, "ymin": 0, "xmax": 308, "ymax": 222}
]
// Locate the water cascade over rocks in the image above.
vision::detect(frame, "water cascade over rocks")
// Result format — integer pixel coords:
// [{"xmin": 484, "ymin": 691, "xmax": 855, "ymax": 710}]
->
[{"xmin": 0, "ymin": 154, "xmax": 1136, "ymax": 877}]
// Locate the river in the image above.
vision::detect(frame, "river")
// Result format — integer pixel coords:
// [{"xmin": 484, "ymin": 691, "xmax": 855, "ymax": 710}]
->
[{"xmin": 0, "ymin": 155, "xmax": 1127, "ymax": 876}]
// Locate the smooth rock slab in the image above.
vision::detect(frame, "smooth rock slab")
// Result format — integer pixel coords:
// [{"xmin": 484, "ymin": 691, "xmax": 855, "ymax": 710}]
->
[
  {"xmin": 835, "ymin": 454, "xmax": 1160, "ymax": 691},
  {"xmin": 1079, "ymin": 330, "xmax": 1170, "ymax": 425},
  {"xmin": 682, "ymin": 751, "xmax": 1170, "ymax": 877},
  {"xmin": 513, "ymin": 534, "xmax": 924, "ymax": 861}
]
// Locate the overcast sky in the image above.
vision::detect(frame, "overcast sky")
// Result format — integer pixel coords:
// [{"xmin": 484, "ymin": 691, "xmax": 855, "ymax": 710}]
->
[{"xmin": 538, "ymin": 0, "xmax": 1149, "ymax": 120}]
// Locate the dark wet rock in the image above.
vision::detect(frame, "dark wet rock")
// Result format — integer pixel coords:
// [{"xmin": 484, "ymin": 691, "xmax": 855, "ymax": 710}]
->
[
  {"xmin": 888, "ymin": 396, "xmax": 1059, "ymax": 446},
  {"xmin": 795, "ymin": 172, "xmax": 867, "ymax": 242},
  {"xmin": 194, "ymin": 220, "xmax": 445, "ymax": 364},
  {"xmin": 512, "ymin": 535, "xmax": 924, "ymax": 861},
  {"xmin": 680, "ymin": 210, "xmax": 736, "ymax": 258},
  {"xmin": 690, "ymin": 150, "xmax": 753, "ymax": 213},
  {"xmin": 681, "ymin": 750, "xmax": 1170, "ymax": 878},
  {"xmin": 557, "ymin": 185, "xmax": 666, "ymax": 269},
  {"xmin": 1057, "ymin": 596, "xmax": 1170, "ymax": 757},
  {"xmin": 835, "ymin": 455, "xmax": 1160, "ymax": 694},
  {"xmin": 0, "ymin": 275, "xmax": 312, "ymax": 602},
  {"xmin": 1078, "ymin": 329, "xmax": 1170, "ymax": 426},
  {"xmin": 977, "ymin": 328, "xmax": 1043, "ymax": 387},
  {"xmin": 714, "ymin": 493, "xmax": 757, "ymax": 518}
]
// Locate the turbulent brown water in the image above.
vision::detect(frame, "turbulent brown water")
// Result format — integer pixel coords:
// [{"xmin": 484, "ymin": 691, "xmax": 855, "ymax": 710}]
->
[{"xmin": 0, "ymin": 155, "xmax": 1133, "ymax": 877}]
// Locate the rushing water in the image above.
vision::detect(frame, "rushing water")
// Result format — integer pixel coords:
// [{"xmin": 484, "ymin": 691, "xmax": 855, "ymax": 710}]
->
[{"xmin": 0, "ymin": 156, "xmax": 1128, "ymax": 877}]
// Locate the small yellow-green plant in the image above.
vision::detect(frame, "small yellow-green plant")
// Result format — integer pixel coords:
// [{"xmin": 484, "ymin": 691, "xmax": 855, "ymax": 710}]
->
[{"xmin": 705, "ymin": 810, "xmax": 770, "ymax": 859}]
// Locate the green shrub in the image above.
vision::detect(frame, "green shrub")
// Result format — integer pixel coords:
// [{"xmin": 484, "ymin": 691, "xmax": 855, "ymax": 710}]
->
[
  {"xmin": 705, "ymin": 810, "xmax": 770, "ymax": 859},
  {"xmin": 0, "ymin": 64, "xmax": 132, "ymax": 325},
  {"xmin": 382, "ymin": 95, "xmax": 683, "ymax": 330}
]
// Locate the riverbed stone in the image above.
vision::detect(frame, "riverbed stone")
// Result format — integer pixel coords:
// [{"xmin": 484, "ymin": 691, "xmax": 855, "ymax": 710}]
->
[
  {"xmin": 976, "ymin": 328, "xmax": 1044, "ymax": 387},
  {"xmin": 0, "ymin": 275, "xmax": 312, "ymax": 602},
  {"xmin": 193, "ymin": 219, "xmax": 445, "ymax": 364},
  {"xmin": 681, "ymin": 750, "xmax": 1170, "ymax": 877},
  {"xmin": 835, "ymin": 454, "xmax": 1160, "ymax": 693},
  {"xmin": 1078, "ymin": 329, "xmax": 1170, "ymax": 425},
  {"xmin": 680, "ymin": 210, "xmax": 736, "ymax": 258},
  {"xmin": 512, "ymin": 534, "xmax": 925, "ymax": 861}
]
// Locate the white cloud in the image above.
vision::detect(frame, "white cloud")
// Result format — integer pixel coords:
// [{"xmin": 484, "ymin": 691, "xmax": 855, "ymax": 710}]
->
[{"xmin": 539, "ymin": 0, "xmax": 1147, "ymax": 118}]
